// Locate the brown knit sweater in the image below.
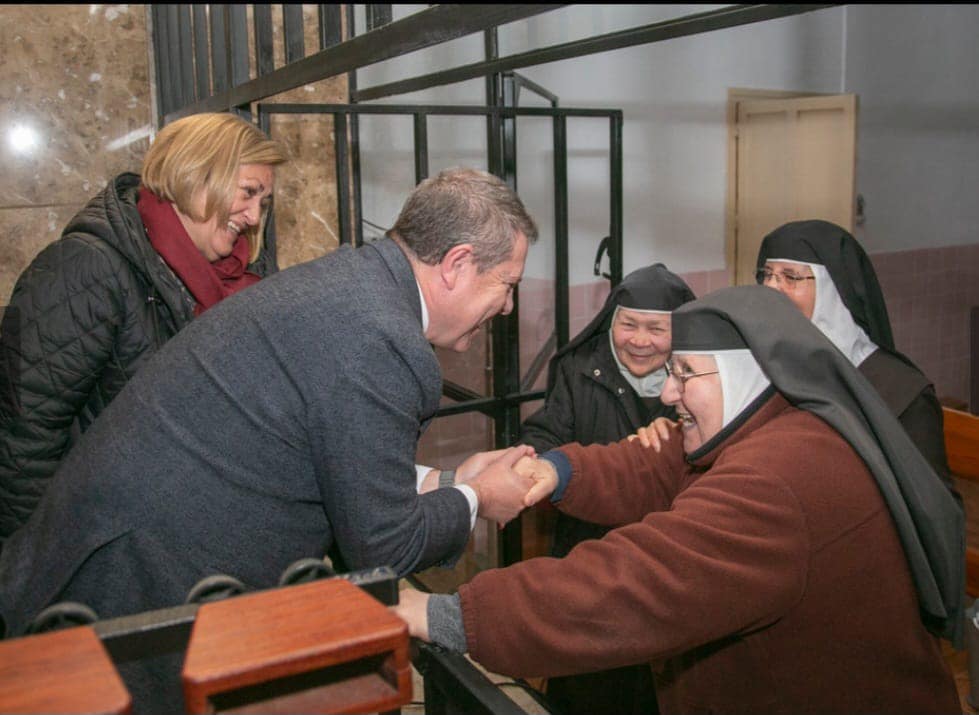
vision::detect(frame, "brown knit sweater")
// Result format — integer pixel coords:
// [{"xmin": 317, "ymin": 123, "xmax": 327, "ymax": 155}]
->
[{"xmin": 459, "ymin": 394, "xmax": 958, "ymax": 714}]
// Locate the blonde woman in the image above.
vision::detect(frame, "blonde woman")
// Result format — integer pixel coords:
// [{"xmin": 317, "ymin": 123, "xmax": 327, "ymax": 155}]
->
[{"xmin": 0, "ymin": 112, "xmax": 287, "ymax": 540}]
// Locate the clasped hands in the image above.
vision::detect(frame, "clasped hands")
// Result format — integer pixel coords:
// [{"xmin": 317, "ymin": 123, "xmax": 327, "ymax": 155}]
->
[
  {"xmin": 452, "ymin": 447, "xmax": 558, "ymax": 526},
  {"xmin": 440, "ymin": 416, "xmax": 677, "ymax": 526}
]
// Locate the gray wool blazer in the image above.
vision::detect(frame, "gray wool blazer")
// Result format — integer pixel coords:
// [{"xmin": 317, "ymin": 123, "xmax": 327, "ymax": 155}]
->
[{"xmin": 0, "ymin": 237, "xmax": 472, "ymax": 636}]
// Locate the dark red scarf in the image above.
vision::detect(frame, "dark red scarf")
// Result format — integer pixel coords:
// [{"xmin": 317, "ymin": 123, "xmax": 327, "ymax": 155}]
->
[{"xmin": 137, "ymin": 188, "xmax": 261, "ymax": 316}]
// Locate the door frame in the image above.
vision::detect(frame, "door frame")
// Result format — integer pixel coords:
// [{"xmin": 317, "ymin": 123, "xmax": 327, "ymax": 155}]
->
[{"xmin": 724, "ymin": 87, "xmax": 828, "ymax": 285}]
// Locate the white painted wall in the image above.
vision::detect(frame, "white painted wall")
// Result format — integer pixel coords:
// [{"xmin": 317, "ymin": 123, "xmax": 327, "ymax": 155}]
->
[
  {"xmin": 354, "ymin": 4, "xmax": 977, "ymax": 283},
  {"xmin": 845, "ymin": 4, "xmax": 979, "ymax": 252}
]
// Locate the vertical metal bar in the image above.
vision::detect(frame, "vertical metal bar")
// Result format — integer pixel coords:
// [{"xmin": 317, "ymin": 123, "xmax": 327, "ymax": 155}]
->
[
  {"xmin": 501, "ymin": 75, "xmax": 518, "ymax": 192},
  {"xmin": 151, "ymin": 5, "xmax": 175, "ymax": 121},
  {"xmin": 253, "ymin": 4, "xmax": 274, "ymax": 76},
  {"xmin": 176, "ymin": 5, "xmax": 195, "ymax": 106},
  {"xmin": 283, "ymin": 4, "xmax": 306, "ymax": 63},
  {"xmin": 553, "ymin": 115, "xmax": 570, "ymax": 350},
  {"xmin": 346, "ymin": 4, "xmax": 364, "ymax": 247},
  {"xmin": 484, "ymin": 30, "xmax": 503, "ymax": 178},
  {"xmin": 209, "ymin": 4, "xmax": 229, "ymax": 93},
  {"xmin": 609, "ymin": 114, "xmax": 624, "ymax": 286},
  {"xmin": 256, "ymin": 106, "xmax": 279, "ymax": 272},
  {"xmin": 192, "ymin": 5, "xmax": 210, "ymax": 101},
  {"xmin": 318, "ymin": 4, "xmax": 342, "ymax": 49},
  {"xmin": 334, "ymin": 113, "xmax": 352, "ymax": 245},
  {"xmin": 366, "ymin": 4, "xmax": 393, "ymax": 31},
  {"xmin": 164, "ymin": 6, "xmax": 185, "ymax": 111},
  {"xmin": 486, "ymin": 47, "xmax": 525, "ymax": 568},
  {"xmin": 228, "ymin": 4, "xmax": 250, "ymax": 88},
  {"xmin": 413, "ymin": 114, "xmax": 429, "ymax": 186}
]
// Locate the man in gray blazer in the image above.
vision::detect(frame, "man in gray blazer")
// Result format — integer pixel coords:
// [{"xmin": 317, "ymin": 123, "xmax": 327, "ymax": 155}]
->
[{"xmin": 0, "ymin": 167, "xmax": 538, "ymax": 713}]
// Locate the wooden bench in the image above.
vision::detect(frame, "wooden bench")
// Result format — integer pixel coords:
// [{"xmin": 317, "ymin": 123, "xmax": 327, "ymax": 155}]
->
[
  {"xmin": 0, "ymin": 626, "xmax": 131, "ymax": 714},
  {"xmin": 182, "ymin": 577, "xmax": 411, "ymax": 714},
  {"xmin": 944, "ymin": 407, "xmax": 979, "ymax": 596}
]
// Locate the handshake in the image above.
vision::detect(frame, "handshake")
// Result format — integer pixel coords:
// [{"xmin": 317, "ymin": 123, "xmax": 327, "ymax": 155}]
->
[
  {"xmin": 420, "ymin": 418, "xmax": 677, "ymax": 526},
  {"xmin": 423, "ymin": 447, "xmax": 559, "ymax": 526}
]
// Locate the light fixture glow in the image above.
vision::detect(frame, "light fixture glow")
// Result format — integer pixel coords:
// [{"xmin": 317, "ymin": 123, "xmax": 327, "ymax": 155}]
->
[{"xmin": 8, "ymin": 124, "xmax": 40, "ymax": 155}]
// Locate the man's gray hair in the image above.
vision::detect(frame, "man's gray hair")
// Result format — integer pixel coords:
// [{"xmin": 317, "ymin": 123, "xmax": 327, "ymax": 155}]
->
[{"xmin": 388, "ymin": 168, "xmax": 538, "ymax": 271}]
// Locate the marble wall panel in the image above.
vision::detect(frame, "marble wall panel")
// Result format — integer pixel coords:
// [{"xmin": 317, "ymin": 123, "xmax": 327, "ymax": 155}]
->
[
  {"xmin": 0, "ymin": 5, "xmax": 151, "ymax": 206},
  {"xmin": 0, "ymin": 205, "xmax": 80, "ymax": 302},
  {"xmin": 0, "ymin": 4, "xmax": 152, "ymax": 305}
]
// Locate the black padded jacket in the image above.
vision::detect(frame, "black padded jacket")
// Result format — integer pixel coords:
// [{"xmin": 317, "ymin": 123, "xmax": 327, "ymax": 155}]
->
[{"xmin": 0, "ymin": 173, "xmax": 276, "ymax": 540}]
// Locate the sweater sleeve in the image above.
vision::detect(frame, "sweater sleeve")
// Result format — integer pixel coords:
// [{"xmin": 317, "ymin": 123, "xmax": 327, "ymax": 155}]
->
[
  {"xmin": 555, "ymin": 432, "xmax": 689, "ymax": 526},
  {"xmin": 0, "ymin": 238, "xmax": 125, "ymax": 539},
  {"xmin": 458, "ymin": 456, "xmax": 809, "ymax": 678}
]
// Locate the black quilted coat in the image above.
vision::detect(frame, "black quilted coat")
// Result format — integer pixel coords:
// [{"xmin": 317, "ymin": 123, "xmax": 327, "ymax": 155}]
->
[{"xmin": 0, "ymin": 173, "xmax": 276, "ymax": 540}]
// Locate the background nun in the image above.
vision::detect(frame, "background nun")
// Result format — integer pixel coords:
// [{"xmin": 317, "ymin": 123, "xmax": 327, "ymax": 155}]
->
[
  {"xmin": 756, "ymin": 218, "xmax": 953, "ymax": 495},
  {"xmin": 519, "ymin": 262, "xmax": 694, "ymax": 715},
  {"xmin": 398, "ymin": 285, "xmax": 964, "ymax": 715}
]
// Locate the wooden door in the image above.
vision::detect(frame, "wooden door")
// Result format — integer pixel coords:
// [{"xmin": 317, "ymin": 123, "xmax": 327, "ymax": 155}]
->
[{"xmin": 729, "ymin": 93, "xmax": 857, "ymax": 284}]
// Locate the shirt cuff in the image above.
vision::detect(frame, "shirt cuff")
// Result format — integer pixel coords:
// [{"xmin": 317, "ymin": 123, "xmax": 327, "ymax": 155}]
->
[
  {"xmin": 540, "ymin": 450, "xmax": 573, "ymax": 503},
  {"xmin": 454, "ymin": 484, "xmax": 478, "ymax": 531},
  {"xmin": 415, "ymin": 464, "xmax": 433, "ymax": 493}
]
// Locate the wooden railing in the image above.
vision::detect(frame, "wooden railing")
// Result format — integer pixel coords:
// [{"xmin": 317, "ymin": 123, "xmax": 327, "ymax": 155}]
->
[{"xmin": 944, "ymin": 407, "xmax": 979, "ymax": 596}]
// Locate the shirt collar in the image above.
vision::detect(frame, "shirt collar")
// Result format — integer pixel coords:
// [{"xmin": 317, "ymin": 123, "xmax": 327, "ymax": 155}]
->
[{"xmin": 416, "ymin": 278, "xmax": 429, "ymax": 333}]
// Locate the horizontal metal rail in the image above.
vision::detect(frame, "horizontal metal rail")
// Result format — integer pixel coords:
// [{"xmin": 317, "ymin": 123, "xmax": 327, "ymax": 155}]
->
[
  {"xmin": 435, "ymin": 390, "xmax": 546, "ymax": 420},
  {"xmin": 355, "ymin": 3, "xmax": 840, "ymax": 101},
  {"xmin": 92, "ymin": 567, "xmax": 401, "ymax": 664},
  {"xmin": 163, "ymin": 4, "xmax": 563, "ymax": 123},
  {"xmin": 256, "ymin": 102, "xmax": 621, "ymax": 118}
]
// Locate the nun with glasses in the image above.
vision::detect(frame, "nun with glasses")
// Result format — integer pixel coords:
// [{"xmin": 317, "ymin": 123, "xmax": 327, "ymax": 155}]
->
[
  {"xmin": 397, "ymin": 286, "xmax": 963, "ymax": 715},
  {"xmin": 520, "ymin": 263, "xmax": 694, "ymax": 715},
  {"xmin": 756, "ymin": 219, "xmax": 953, "ymax": 496}
]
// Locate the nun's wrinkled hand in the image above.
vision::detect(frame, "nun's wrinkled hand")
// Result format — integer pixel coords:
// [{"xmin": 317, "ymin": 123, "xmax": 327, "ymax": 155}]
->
[
  {"xmin": 627, "ymin": 417, "xmax": 677, "ymax": 451},
  {"xmin": 516, "ymin": 456, "xmax": 558, "ymax": 507}
]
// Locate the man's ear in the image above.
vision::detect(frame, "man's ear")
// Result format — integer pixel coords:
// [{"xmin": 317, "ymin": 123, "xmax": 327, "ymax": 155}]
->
[{"xmin": 439, "ymin": 243, "xmax": 475, "ymax": 290}]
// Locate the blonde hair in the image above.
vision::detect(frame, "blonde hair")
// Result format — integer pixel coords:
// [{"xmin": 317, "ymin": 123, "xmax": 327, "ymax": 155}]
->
[{"xmin": 141, "ymin": 112, "xmax": 288, "ymax": 263}]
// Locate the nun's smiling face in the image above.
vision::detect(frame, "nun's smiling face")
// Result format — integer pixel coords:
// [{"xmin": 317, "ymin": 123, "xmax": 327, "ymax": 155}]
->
[
  {"xmin": 611, "ymin": 308, "xmax": 672, "ymax": 377},
  {"xmin": 662, "ymin": 353, "xmax": 723, "ymax": 454},
  {"xmin": 760, "ymin": 260, "xmax": 816, "ymax": 319}
]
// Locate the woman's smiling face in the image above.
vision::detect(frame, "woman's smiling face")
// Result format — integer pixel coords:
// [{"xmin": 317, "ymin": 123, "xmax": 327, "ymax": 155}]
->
[
  {"xmin": 176, "ymin": 163, "xmax": 274, "ymax": 262},
  {"xmin": 610, "ymin": 308, "xmax": 672, "ymax": 377},
  {"xmin": 662, "ymin": 353, "xmax": 724, "ymax": 454}
]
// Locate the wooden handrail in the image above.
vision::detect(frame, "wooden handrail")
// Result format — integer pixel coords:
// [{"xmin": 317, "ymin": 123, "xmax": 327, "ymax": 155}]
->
[
  {"xmin": 943, "ymin": 407, "xmax": 979, "ymax": 596},
  {"xmin": 944, "ymin": 407, "xmax": 979, "ymax": 482}
]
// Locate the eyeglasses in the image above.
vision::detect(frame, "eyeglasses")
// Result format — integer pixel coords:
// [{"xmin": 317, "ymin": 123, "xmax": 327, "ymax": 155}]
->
[
  {"xmin": 664, "ymin": 361, "xmax": 719, "ymax": 392},
  {"xmin": 756, "ymin": 268, "xmax": 815, "ymax": 289}
]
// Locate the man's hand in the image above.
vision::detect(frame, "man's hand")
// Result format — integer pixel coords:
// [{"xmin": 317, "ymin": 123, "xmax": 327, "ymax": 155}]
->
[
  {"xmin": 627, "ymin": 416, "xmax": 677, "ymax": 451},
  {"xmin": 393, "ymin": 588, "xmax": 431, "ymax": 641},
  {"xmin": 467, "ymin": 447, "xmax": 537, "ymax": 526},
  {"xmin": 456, "ymin": 445, "xmax": 535, "ymax": 483},
  {"xmin": 515, "ymin": 456, "xmax": 558, "ymax": 507}
]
